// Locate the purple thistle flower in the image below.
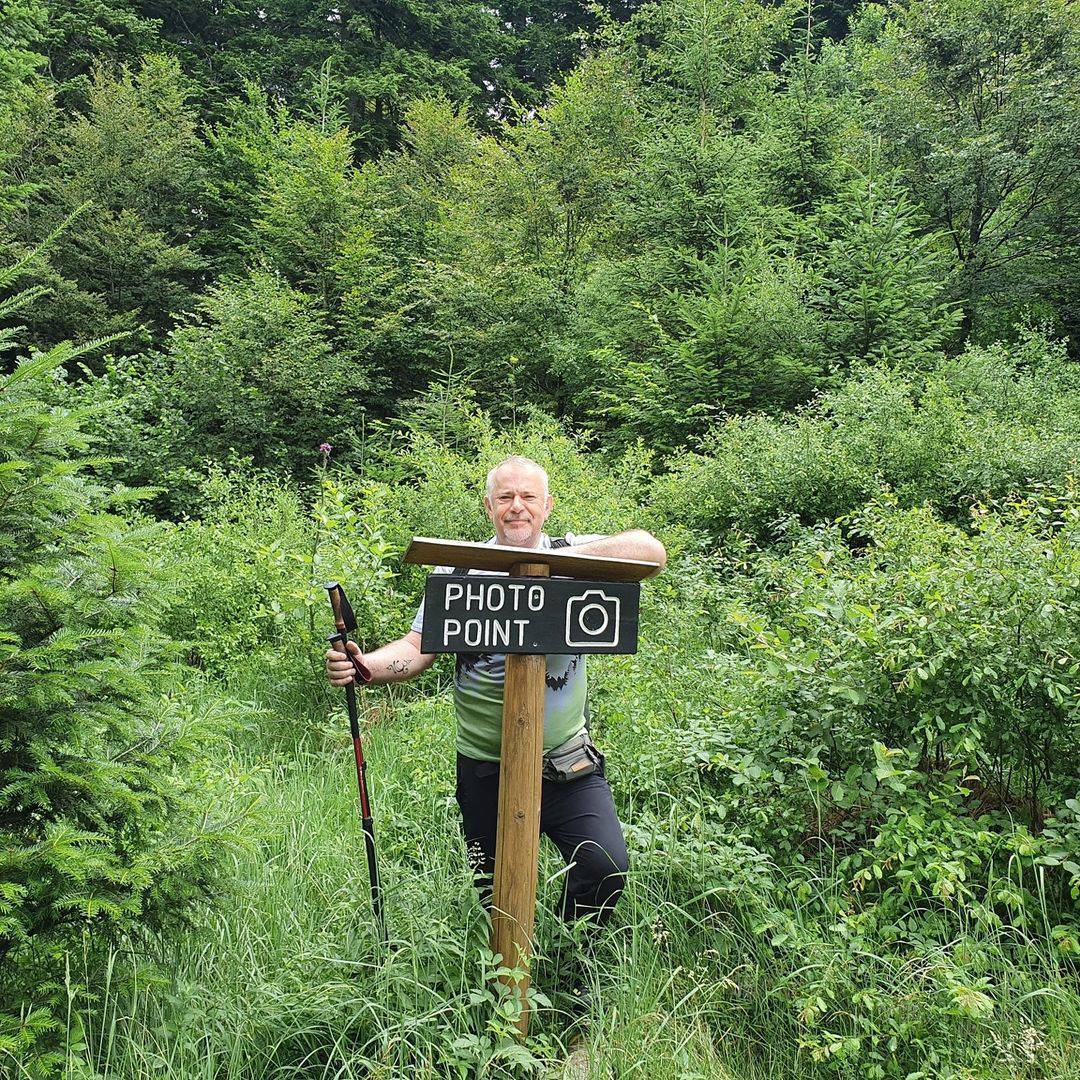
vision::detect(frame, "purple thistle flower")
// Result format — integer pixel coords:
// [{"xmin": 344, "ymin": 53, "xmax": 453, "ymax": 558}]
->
[{"xmin": 318, "ymin": 442, "xmax": 332, "ymax": 455}]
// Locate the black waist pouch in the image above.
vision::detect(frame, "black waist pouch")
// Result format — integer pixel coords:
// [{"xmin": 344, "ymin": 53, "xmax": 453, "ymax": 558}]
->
[{"xmin": 543, "ymin": 729, "xmax": 602, "ymax": 783}]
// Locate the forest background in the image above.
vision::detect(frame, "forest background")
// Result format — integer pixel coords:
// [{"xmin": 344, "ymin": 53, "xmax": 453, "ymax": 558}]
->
[{"xmin": 4, "ymin": 0, "xmax": 1080, "ymax": 1076}]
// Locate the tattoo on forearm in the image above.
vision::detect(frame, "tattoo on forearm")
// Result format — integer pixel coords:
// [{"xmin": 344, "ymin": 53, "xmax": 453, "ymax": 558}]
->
[{"xmin": 387, "ymin": 658, "xmax": 412, "ymax": 675}]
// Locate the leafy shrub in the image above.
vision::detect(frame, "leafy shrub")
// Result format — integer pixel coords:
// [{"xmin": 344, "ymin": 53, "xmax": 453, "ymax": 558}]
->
[
  {"xmin": 654, "ymin": 330, "xmax": 1080, "ymax": 539},
  {"xmin": 152, "ymin": 465, "xmax": 402, "ymax": 682},
  {"xmin": 594, "ymin": 487, "xmax": 1080, "ymax": 1076},
  {"xmin": 611, "ymin": 489, "xmax": 1080, "ymax": 915}
]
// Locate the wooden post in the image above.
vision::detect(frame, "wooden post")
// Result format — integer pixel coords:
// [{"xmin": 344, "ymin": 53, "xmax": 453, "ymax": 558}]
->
[
  {"xmin": 404, "ymin": 536, "xmax": 657, "ymax": 1040},
  {"xmin": 490, "ymin": 560, "xmax": 549, "ymax": 1036}
]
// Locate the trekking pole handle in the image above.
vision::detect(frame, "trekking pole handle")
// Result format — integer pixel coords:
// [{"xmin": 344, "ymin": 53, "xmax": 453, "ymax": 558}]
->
[{"xmin": 325, "ymin": 582, "xmax": 373, "ymax": 684}]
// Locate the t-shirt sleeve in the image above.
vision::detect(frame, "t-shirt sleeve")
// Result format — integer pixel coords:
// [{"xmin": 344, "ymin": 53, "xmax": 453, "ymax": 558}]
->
[
  {"xmin": 563, "ymin": 531, "xmax": 608, "ymax": 547},
  {"xmin": 410, "ymin": 563, "xmax": 454, "ymax": 637}
]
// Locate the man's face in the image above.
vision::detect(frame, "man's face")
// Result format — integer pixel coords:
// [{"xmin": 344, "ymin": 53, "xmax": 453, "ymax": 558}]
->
[{"xmin": 484, "ymin": 463, "xmax": 553, "ymax": 547}]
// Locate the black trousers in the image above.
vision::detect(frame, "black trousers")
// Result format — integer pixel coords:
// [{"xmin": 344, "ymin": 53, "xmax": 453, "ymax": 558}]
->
[{"xmin": 455, "ymin": 751, "xmax": 629, "ymax": 926}]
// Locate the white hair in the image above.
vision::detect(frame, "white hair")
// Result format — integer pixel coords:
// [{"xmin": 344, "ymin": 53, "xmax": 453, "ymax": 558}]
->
[{"xmin": 485, "ymin": 456, "xmax": 549, "ymax": 498}]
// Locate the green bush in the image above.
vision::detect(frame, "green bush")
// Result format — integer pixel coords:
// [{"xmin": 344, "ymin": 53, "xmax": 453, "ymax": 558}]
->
[
  {"xmin": 152, "ymin": 465, "xmax": 402, "ymax": 682},
  {"xmin": 591, "ymin": 488, "xmax": 1080, "ymax": 1077},
  {"xmin": 610, "ymin": 489, "xmax": 1080, "ymax": 916},
  {"xmin": 654, "ymin": 330, "xmax": 1080, "ymax": 539}
]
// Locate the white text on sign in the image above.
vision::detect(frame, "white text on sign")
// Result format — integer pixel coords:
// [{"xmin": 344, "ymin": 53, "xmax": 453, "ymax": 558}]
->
[{"xmin": 442, "ymin": 581, "xmax": 545, "ymax": 648}]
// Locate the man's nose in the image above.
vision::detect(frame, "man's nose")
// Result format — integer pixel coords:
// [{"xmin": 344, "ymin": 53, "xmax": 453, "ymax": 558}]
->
[{"xmin": 510, "ymin": 494, "xmax": 525, "ymax": 511}]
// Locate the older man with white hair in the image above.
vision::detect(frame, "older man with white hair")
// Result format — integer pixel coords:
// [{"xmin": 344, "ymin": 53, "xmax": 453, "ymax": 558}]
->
[{"xmin": 326, "ymin": 455, "xmax": 665, "ymax": 936}]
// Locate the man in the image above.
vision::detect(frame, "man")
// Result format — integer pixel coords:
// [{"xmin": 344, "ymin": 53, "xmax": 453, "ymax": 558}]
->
[{"xmin": 325, "ymin": 455, "xmax": 666, "ymax": 928}]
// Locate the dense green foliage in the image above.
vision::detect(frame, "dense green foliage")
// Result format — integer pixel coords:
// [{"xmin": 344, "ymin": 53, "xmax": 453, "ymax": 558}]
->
[
  {"xmin": 656, "ymin": 330, "xmax": 1080, "ymax": 537},
  {"xmin": 9, "ymin": 396, "xmax": 1079, "ymax": 1076},
  {"xmin": 4, "ymin": 0, "xmax": 1080, "ymax": 1075},
  {"xmin": 3, "ymin": 0, "xmax": 1078, "ymax": 461}
]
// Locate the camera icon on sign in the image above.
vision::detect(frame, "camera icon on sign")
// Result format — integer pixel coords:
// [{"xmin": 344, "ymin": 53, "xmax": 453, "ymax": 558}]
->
[{"xmin": 565, "ymin": 590, "xmax": 621, "ymax": 649}]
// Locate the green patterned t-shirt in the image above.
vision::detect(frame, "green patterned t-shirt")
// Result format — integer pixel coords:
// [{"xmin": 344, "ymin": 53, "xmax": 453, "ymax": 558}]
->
[{"xmin": 410, "ymin": 532, "xmax": 604, "ymax": 761}]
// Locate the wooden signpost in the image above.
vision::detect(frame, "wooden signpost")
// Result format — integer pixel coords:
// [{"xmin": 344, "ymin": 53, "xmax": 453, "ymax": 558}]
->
[{"xmin": 404, "ymin": 537, "xmax": 659, "ymax": 1036}]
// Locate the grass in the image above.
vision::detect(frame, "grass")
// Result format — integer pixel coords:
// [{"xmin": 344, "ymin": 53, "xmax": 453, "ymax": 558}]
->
[{"xmin": 43, "ymin": 669, "xmax": 1080, "ymax": 1079}]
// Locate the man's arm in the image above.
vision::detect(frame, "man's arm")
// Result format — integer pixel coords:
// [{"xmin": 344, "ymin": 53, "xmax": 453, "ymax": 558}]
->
[
  {"xmin": 326, "ymin": 630, "xmax": 436, "ymax": 686},
  {"xmin": 570, "ymin": 529, "xmax": 667, "ymax": 574}
]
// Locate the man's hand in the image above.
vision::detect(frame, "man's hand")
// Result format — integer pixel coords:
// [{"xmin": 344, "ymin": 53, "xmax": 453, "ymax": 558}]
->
[{"xmin": 326, "ymin": 640, "xmax": 365, "ymax": 686}]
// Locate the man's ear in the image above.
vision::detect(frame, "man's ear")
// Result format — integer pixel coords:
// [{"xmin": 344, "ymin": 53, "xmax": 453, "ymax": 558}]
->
[
  {"xmin": 545, "ymin": 494, "xmax": 554, "ymax": 514},
  {"xmin": 483, "ymin": 494, "xmax": 493, "ymax": 515}
]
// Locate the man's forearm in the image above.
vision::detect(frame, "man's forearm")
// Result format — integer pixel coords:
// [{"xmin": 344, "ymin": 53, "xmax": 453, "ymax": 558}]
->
[
  {"xmin": 364, "ymin": 637, "xmax": 427, "ymax": 684},
  {"xmin": 573, "ymin": 530, "xmax": 667, "ymax": 572}
]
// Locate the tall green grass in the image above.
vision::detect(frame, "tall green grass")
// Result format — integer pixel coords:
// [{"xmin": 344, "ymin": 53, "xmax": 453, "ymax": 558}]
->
[
  {"xmin": 49, "ymin": 676, "xmax": 780, "ymax": 1079},
  {"xmin": 44, "ymin": 666, "xmax": 1080, "ymax": 1080}
]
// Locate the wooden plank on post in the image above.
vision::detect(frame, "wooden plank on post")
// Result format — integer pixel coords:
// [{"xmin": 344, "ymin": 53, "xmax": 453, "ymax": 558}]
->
[
  {"xmin": 404, "ymin": 537, "xmax": 660, "ymax": 582},
  {"xmin": 490, "ymin": 560, "xmax": 549, "ymax": 1037}
]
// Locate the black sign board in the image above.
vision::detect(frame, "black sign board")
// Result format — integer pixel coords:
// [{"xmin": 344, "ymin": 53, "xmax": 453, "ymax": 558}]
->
[{"xmin": 421, "ymin": 575, "xmax": 640, "ymax": 655}]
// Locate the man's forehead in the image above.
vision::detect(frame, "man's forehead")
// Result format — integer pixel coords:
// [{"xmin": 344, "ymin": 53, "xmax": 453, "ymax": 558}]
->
[{"xmin": 489, "ymin": 463, "xmax": 547, "ymax": 491}]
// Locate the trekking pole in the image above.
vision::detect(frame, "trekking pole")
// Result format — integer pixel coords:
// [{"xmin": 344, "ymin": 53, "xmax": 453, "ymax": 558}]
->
[{"xmin": 325, "ymin": 582, "xmax": 386, "ymax": 942}]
